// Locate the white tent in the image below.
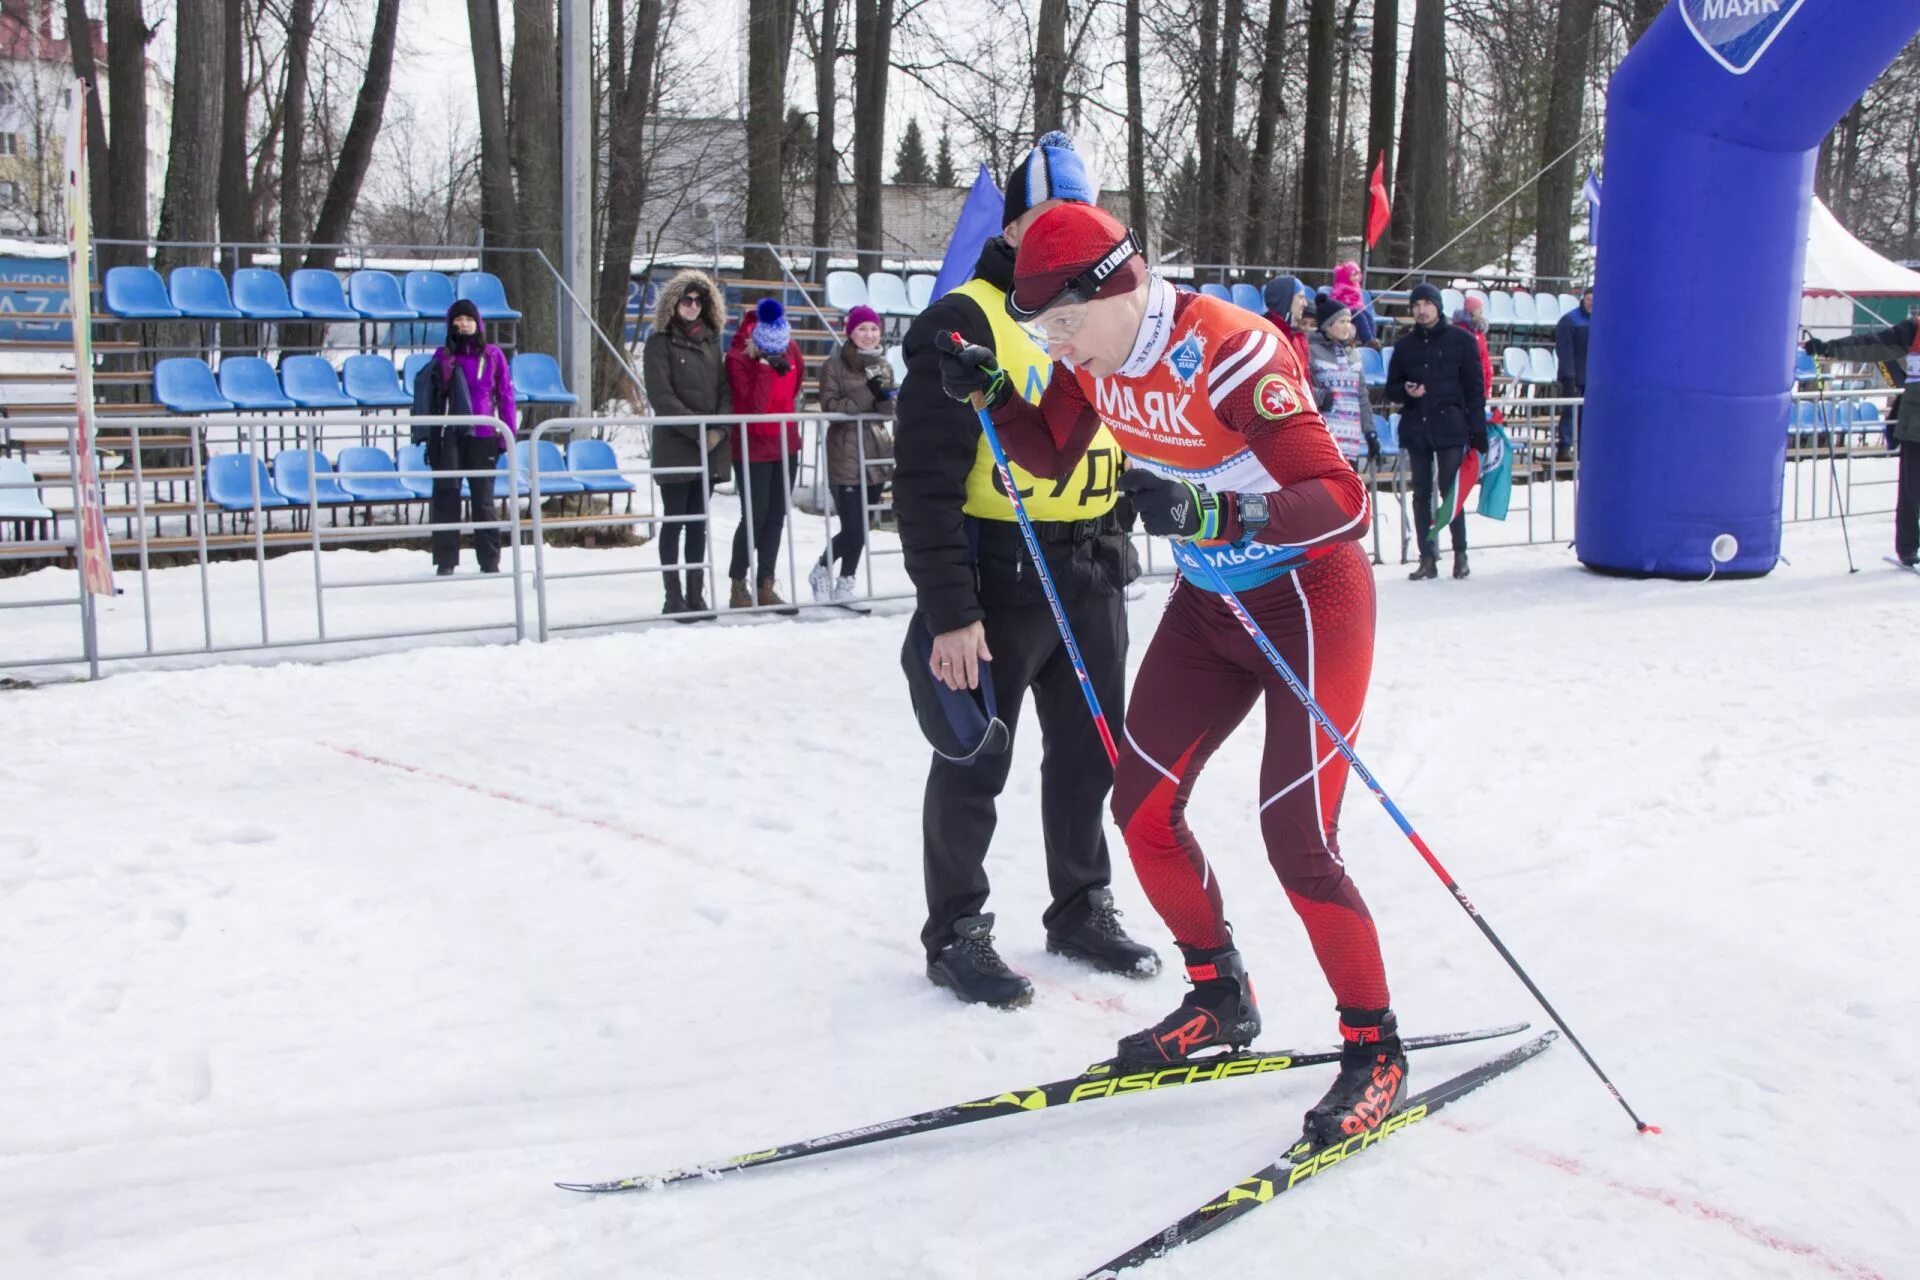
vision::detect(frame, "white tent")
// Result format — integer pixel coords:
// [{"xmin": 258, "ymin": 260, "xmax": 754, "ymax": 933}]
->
[{"xmin": 1801, "ymin": 198, "xmax": 1920, "ymax": 337}]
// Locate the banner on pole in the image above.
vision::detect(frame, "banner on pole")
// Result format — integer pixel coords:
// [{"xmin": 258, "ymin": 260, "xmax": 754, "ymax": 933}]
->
[{"xmin": 64, "ymin": 79, "xmax": 114, "ymax": 597}]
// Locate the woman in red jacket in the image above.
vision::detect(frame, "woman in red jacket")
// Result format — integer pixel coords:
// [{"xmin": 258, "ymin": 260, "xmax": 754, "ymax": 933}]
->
[{"xmin": 725, "ymin": 298, "xmax": 805, "ymax": 609}]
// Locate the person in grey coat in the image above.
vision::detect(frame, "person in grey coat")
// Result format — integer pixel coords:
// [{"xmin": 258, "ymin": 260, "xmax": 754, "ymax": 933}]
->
[
  {"xmin": 810, "ymin": 304, "xmax": 896, "ymax": 602},
  {"xmin": 642, "ymin": 270, "xmax": 733, "ymax": 617},
  {"xmin": 1806, "ymin": 319, "xmax": 1920, "ymax": 565}
]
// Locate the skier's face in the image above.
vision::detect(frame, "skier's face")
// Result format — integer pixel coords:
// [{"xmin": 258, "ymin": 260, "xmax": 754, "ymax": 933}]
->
[{"xmin": 1038, "ymin": 288, "xmax": 1144, "ymax": 378}]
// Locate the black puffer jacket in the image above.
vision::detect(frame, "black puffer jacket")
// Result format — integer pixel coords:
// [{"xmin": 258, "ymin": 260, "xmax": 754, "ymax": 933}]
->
[{"xmin": 1386, "ymin": 315, "xmax": 1487, "ymax": 450}]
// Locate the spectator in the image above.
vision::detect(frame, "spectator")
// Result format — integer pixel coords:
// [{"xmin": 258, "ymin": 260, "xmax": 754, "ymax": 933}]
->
[
  {"xmin": 1554, "ymin": 285, "xmax": 1593, "ymax": 462},
  {"xmin": 725, "ymin": 298, "xmax": 805, "ymax": 611},
  {"xmin": 1806, "ymin": 323, "xmax": 1920, "ymax": 566},
  {"xmin": 1453, "ymin": 295, "xmax": 1495, "ymax": 401},
  {"xmin": 1387, "ymin": 282, "xmax": 1486, "ymax": 581},
  {"xmin": 642, "ymin": 269, "xmax": 732, "ymax": 619},
  {"xmin": 1306, "ymin": 294, "xmax": 1380, "ymax": 469},
  {"xmin": 811, "ymin": 304, "xmax": 896, "ymax": 602},
  {"xmin": 1330, "ymin": 260, "xmax": 1379, "ymax": 346},
  {"xmin": 411, "ymin": 298, "xmax": 516, "ymax": 576},
  {"xmin": 1262, "ymin": 275, "xmax": 1312, "ymax": 370}
]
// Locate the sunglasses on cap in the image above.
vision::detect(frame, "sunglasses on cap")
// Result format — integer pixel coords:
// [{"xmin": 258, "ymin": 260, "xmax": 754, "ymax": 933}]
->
[{"xmin": 1007, "ymin": 228, "xmax": 1143, "ymax": 322}]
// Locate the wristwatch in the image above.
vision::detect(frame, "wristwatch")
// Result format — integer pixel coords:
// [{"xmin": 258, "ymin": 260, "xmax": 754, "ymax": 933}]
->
[{"xmin": 1235, "ymin": 491, "xmax": 1270, "ymax": 540}]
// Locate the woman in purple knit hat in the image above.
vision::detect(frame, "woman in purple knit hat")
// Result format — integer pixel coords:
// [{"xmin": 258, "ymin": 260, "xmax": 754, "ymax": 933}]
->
[{"xmin": 411, "ymin": 298, "xmax": 518, "ymax": 575}]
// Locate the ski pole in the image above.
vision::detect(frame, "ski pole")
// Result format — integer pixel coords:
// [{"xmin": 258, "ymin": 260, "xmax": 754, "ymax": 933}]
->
[
  {"xmin": 1182, "ymin": 548, "xmax": 1658, "ymax": 1135},
  {"xmin": 1814, "ymin": 372, "xmax": 1858, "ymax": 573},
  {"xmin": 939, "ymin": 333, "xmax": 1118, "ymax": 766}
]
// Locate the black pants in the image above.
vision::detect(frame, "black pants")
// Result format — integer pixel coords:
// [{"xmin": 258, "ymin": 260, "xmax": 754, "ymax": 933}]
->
[
  {"xmin": 921, "ymin": 586, "xmax": 1128, "ymax": 958},
  {"xmin": 1407, "ymin": 443, "xmax": 1467, "ymax": 558},
  {"xmin": 1897, "ymin": 437, "xmax": 1920, "ymax": 562},
  {"xmin": 821, "ymin": 482, "xmax": 882, "ymax": 577},
  {"xmin": 729, "ymin": 457, "xmax": 790, "ymax": 582},
  {"xmin": 658, "ymin": 478, "xmax": 714, "ymax": 588},
  {"xmin": 429, "ymin": 431, "xmax": 502, "ymax": 572}
]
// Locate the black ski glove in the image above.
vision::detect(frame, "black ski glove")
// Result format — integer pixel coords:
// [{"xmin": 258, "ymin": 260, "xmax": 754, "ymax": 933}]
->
[
  {"xmin": 766, "ymin": 353, "xmax": 792, "ymax": 377},
  {"xmin": 935, "ymin": 330, "xmax": 1010, "ymax": 408},
  {"xmin": 1117, "ymin": 469, "xmax": 1220, "ymax": 542},
  {"xmin": 864, "ymin": 363, "xmax": 897, "ymax": 401},
  {"xmin": 1365, "ymin": 430, "xmax": 1383, "ymax": 464},
  {"xmin": 1469, "ymin": 424, "xmax": 1490, "ymax": 454},
  {"xmin": 1804, "ymin": 337, "xmax": 1828, "ymax": 358}
]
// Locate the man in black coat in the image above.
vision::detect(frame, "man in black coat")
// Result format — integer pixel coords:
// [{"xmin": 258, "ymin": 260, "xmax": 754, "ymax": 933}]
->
[
  {"xmin": 1387, "ymin": 282, "xmax": 1487, "ymax": 580},
  {"xmin": 893, "ymin": 132, "xmax": 1159, "ymax": 1008}
]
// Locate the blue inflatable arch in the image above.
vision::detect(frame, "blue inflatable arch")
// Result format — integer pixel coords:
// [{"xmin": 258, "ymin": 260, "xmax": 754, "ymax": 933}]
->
[{"xmin": 1577, "ymin": 1, "xmax": 1920, "ymax": 578}]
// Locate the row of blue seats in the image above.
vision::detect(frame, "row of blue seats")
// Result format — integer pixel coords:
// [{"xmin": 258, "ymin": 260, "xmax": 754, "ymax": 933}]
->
[
  {"xmin": 204, "ymin": 439, "xmax": 635, "ymax": 513},
  {"xmin": 1791, "ymin": 397, "xmax": 1886, "ymax": 434},
  {"xmin": 153, "ymin": 353, "xmax": 576, "ymax": 414},
  {"xmin": 103, "ymin": 267, "xmax": 522, "ymax": 325}
]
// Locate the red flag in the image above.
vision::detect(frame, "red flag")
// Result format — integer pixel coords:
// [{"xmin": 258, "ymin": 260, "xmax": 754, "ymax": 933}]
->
[
  {"xmin": 1428, "ymin": 448, "xmax": 1483, "ymax": 546},
  {"xmin": 1366, "ymin": 154, "xmax": 1391, "ymax": 248}
]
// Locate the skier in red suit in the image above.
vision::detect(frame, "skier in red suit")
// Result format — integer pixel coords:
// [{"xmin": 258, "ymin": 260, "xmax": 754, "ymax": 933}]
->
[{"xmin": 937, "ymin": 203, "xmax": 1403, "ymax": 1148}]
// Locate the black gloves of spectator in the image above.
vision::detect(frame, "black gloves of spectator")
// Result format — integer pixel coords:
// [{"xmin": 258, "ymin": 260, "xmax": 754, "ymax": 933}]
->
[
  {"xmin": 1118, "ymin": 469, "xmax": 1219, "ymax": 542},
  {"xmin": 1365, "ymin": 430, "xmax": 1383, "ymax": 464},
  {"xmin": 1469, "ymin": 422, "xmax": 1490, "ymax": 454},
  {"xmin": 1804, "ymin": 337, "xmax": 1829, "ymax": 358},
  {"xmin": 864, "ymin": 362, "xmax": 897, "ymax": 402},
  {"xmin": 766, "ymin": 353, "xmax": 792, "ymax": 377},
  {"xmin": 936, "ymin": 331, "xmax": 1010, "ymax": 408}
]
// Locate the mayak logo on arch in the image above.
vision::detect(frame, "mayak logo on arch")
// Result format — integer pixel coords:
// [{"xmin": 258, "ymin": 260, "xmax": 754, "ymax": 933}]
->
[{"xmin": 1680, "ymin": 0, "xmax": 1805, "ymax": 76}]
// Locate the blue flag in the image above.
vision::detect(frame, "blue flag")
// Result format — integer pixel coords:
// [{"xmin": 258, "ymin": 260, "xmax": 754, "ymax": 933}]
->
[
  {"xmin": 931, "ymin": 164, "xmax": 1005, "ymax": 303},
  {"xmin": 1477, "ymin": 424, "xmax": 1515, "ymax": 522},
  {"xmin": 1582, "ymin": 169, "xmax": 1602, "ymax": 248}
]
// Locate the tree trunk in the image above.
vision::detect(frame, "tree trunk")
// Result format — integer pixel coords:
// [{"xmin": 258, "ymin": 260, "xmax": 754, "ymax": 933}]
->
[
  {"xmin": 744, "ymin": 0, "xmax": 798, "ymax": 281},
  {"xmin": 1204, "ymin": 0, "xmax": 1243, "ymax": 269},
  {"xmin": 466, "ymin": 0, "xmax": 521, "ymax": 298},
  {"xmin": 279, "ymin": 0, "xmax": 313, "ymax": 260},
  {"xmin": 155, "ymin": 0, "xmax": 223, "ymax": 273},
  {"xmin": 1034, "ymin": 0, "xmax": 1068, "ymax": 135},
  {"xmin": 1532, "ymin": 0, "xmax": 1596, "ymax": 284},
  {"xmin": 850, "ymin": 0, "xmax": 890, "ymax": 275},
  {"xmin": 62, "ymin": 0, "xmax": 111, "ymax": 246},
  {"xmin": 218, "ymin": 0, "xmax": 252, "ymax": 253},
  {"xmin": 812, "ymin": 0, "xmax": 838, "ymax": 281},
  {"xmin": 302, "ymin": 0, "xmax": 401, "ymax": 267},
  {"xmin": 1242, "ymin": 0, "xmax": 1290, "ymax": 267},
  {"xmin": 1834, "ymin": 99, "xmax": 1866, "ymax": 224},
  {"xmin": 594, "ymin": 0, "xmax": 664, "ymax": 410},
  {"xmin": 1296, "ymin": 0, "xmax": 1336, "ymax": 273},
  {"xmin": 509, "ymin": 0, "xmax": 563, "ymax": 362},
  {"xmin": 1330, "ymin": 1, "xmax": 1357, "ymax": 244},
  {"xmin": 1365, "ymin": 0, "xmax": 1396, "ymax": 274},
  {"xmin": 1126, "ymin": 0, "xmax": 1149, "ymax": 247},
  {"xmin": 1194, "ymin": 0, "xmax": 1220, "ymax": 267},
  {"xmin": 1626, "ymin": 0, "xmax": 1663, "ymax": 44},
  {"xmin": 1407, "ymin": 0, "xmax": 1447, "ymax": 267},
  {"xmin": 1388, "ymin": 30, "xmax": 1416, "ymax": 265}
]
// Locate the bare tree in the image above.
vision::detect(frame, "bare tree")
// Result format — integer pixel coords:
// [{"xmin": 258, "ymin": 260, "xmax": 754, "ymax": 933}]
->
[
  {"xmin": 812, "ymin": 0, "xmax": 838, "ymax": 280},
  {"xmin": 1406, "ymin": 0, "xmax": 1447, "ymax": 265},
  {"xmin": 1193, "ymin": 0, "xmax": 1220, "ymax": 265},
  {"xmin": 61, "ymin": 0, "xmax": 110, "ymax": 239},
  {"xmin": 851, "ymin": 0, "xmax": 891, "ymax": 273},
  {"xmin": 1364, "ymin": 0, "xmax": 1396, "ymax": 272},
  {"xmin": 156, "ymin": 0, "xmax": 225, "ymax": 271},
  {"xmin": 1126, "ymin": 0, "xmax": 1149, "ymax": 245},
  {"xmin": 508, "ymin": 0, "xmax": 563, "ymax": 356},
  {"xmin": 594, "ymin": 0, "xmax": 666, "ymax": 408},
  {"xmin": 466, "ymin": 0, "xmax": 521, "ymax": 296},
  {"xmin": 218, "ymin": 0, "xmax": 253, "ymax": 247},
  {"xmin": 279, "ymin": 0, "xmax": 313, "ymax": 261},
  {"xmin": 1533, "ymin": 0, "xmax": 1596, "ymax": 282},
  {"xmin": 1243, "ymin": 0, "xmax": 1291, "ymax": 267},
  {"xmin": 1034, "ymin": 0, "xmax": 1068, "ymax": 135},
  {"xmin": 1296, "ymin": 0, "xmax": 1337, "ymax": 272},
  {"xmin": 300, "ymin": 0, "xmax": 400, "ymax": 266}
]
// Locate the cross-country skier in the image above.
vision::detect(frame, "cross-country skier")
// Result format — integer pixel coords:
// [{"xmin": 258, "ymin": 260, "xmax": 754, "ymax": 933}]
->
[{"xmin": 937, "ymin": 202, "xmax": 1405, "ymax": 1147}]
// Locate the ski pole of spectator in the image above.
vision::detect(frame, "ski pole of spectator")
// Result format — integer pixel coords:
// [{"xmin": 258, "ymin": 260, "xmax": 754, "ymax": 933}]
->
[
  {"xmin": 1182, "ymin": 545, "xmax": 1659, "ymax": 1136},
  {"xmin": 1805, "ymin": 335, "xmax": 1858, "ymax": 574}
]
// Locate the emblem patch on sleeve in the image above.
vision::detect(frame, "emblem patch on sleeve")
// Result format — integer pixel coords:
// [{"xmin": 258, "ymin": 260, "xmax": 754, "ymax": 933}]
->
[{"xmin": 1253, "ymin": 373, "xmax": 1301, "ymax": 420}]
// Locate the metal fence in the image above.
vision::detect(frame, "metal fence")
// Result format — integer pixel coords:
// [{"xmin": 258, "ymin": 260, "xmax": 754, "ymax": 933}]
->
[{"xmin": 0, "ymin": 387, "xmax": 1900, "ymax": 680}]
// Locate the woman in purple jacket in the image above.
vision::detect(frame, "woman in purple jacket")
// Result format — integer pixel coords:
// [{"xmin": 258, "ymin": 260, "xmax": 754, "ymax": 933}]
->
[{"xmin": 412, "ymin": 299, "xmax": 518, "ymax": 574}]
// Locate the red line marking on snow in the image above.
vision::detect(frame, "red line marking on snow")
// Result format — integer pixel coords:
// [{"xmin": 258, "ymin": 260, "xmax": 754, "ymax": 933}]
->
[{"xmin": 1441, "ymin": 1120, "xmax": 1886, "ymax": 1280}]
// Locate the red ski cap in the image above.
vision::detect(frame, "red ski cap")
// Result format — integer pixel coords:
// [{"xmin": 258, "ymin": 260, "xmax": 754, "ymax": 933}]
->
[{"xmin": 1009, "ymin": 203, "xmax": 1146, "ymax": 321}]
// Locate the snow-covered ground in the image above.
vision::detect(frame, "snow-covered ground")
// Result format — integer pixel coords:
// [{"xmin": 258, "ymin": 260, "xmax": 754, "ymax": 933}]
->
[{"xmin": 2, "ymin": 517, "xmax": 1915, "ymax": 1279}]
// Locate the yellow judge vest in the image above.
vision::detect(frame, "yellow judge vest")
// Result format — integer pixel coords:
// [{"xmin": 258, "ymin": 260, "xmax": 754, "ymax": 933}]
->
[{"xmin": 948, "ymin": 277, "xmax": 1121, "ymax": 523}]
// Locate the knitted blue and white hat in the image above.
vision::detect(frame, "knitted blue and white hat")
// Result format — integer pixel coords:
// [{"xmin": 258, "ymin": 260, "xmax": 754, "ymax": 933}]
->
[
  {"xmin": 751, "ymin": 297, "xmax": 790, "ymax": 354},
  {"xmin": 1002, "ymin": 131, "xmax": 1095, "ymax": 227}
]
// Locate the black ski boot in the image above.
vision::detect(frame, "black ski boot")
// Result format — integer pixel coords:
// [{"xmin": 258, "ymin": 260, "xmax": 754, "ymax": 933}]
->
[
  {"xmin": 1114, "ymin": 945, "xmax": 1260, "ymax": 1065},
  {"xmin": 1299, "ymin": 1008, "xmax": 1409, "ymax": 1149},
  {"xmin": 1408, "ymin": 556, "xmax": 1438, "ymax": 581},
  {"xmin": 1452, "ymin": 549, "xmax": 1470, "ymax": 579},
  {"xmin": 1047, "ymin": 888, "xmax": 1163, "ymax": 977},
  {"xmin": 927, "ymin": 914, "xmax": 1032, "ymax": 1008}
]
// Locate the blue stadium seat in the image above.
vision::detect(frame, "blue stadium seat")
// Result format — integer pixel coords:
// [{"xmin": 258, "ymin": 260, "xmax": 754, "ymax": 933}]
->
[
  {"xmin": 455, "ymin": 271, "xmax": 522, "ymax": 321},
  {"xmin": 824, "ymin": 271, "xmax": 868, "ymax": 313},
  {"xmin": 1378, "ymin": 413, "xmax": 1401, "ymax": 454},
  {"xmin": 334, "ymin": 447, "xmax": 418, "ymax": 504},
  {"xmin": 168, "ymin": 267, "xmax": 243, "ymax": 319},
  {"xmin": 341, "ymin": 354, "xmax": 413, "ymax": 407},
  {"xmin": 511, "ymin": 353, "xmax": 578, "ymax": 404},
  {"xmin": 230, "ymin": 268, "xmax": 305, "ymax": 320},
  {"xmin": 1793, "ymin": 350, "xmax": 1817, "ymax": 381},
  {"xmin": 867, "ymin": 272, "xmax": 916, "ymax": 317},
  {"xmin": 289, "ymin": 269, "xmax": 359, "ymax": 320},
  {"xmin": 1486, "ymin": 290, "xmax": 1517, "ymax": 327},
  {"xmin": 1527, "ymin": 348, "xmax": 1558, "ymax": 385},
  {"xmin": 153, "ymin": 359, "xmax": 235, "ymax": 413},
  {"xmin": 514, "ymin": 440, "xmax": 587, "ymax": 495},
  {"xmin": 204, "ymin": 454, "xmax": 291, "ymax": 511},
  {"xmin": 396, "ymin": 443, "xmax": 438, "ymax": 499},
  {"xmin": 272, "ymin": 450, "xmax": 354, "ymax": 506},
  {"xmin": 216, "ymin": 357, "xmax": 295, "ymax": 410},
  {"xmin": 1359, "ymin": 346, "xmax": 1387, "ymax": 387},
  {"xmin": 1511, "ymin": 291, "xmax": 1538, "ymax": 328},
  {"xmin": 400, "ymin": 352, "xmax": 435, "ymax": 393},
  {"xmin": 1230, "ymin": 283, "xmax": 1264, "ymax": 313},
  {"xmin": 403, "ymin": 270, "xmax": 456, "ymax": 319},
  {"xmin": 1200, "ymin": 283, "xmax": 1232, "ymax": 303},
  {"xmin": 907, "ymin": 274, "xmax": 937, "ymax": 312},
  {"xmin": 566, "ymin": 438, "xmax": 636, "ymax": 494},
  {"xmin": 279, "ymin": 356, "xmax": 357, "ymax": 409},
  {"xmin": 0, "ymin": 457, "xmax": 53, "ymax": 524},
  {"xmin": 1441, "ymin": 288, "xmax": 1465, "ymax": 316},
  {"xmin": 1503, "ymin": 346, "xmax": 1531, "ymax": 382},
  {"xmin": 347, "ymin": 270, "xmax": 417, "ymax": 321},
  {"xmin": 103, "ymin": 267, "xmax": 182, "ymax": 319}
]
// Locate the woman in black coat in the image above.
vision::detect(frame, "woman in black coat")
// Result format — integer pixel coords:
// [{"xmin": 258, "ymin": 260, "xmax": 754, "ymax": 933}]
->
[
  {"xmin": 1386, "ymin": 283, "xmax": 1488, "ymax": 580},
  {"xmin": 641, "ymin": 270, "xmax": 732, "ymax": 616}
]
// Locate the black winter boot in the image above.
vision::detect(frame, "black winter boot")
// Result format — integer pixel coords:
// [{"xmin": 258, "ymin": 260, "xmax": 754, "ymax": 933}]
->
[
  {"xmin": 1046, "ymin": 887, "xmax": 1162, "ymax": 978},
  {"xmin": 662, "ymin": 573, "xmax": 686, "ymax": 617},
  {"xmin": 1114, "ymin": 944, "xmax": 1260, "ymax": 1065},
  {"xmin": 1408, "ymin": 556, "xmax": 1439, "ymax": 581},
  {"xmin": 927, "ymin": 914, "xmax": 1032, "ymax": 1008},
  {"xmin": 682, "ymin": 571, "xmax": 710, "ymax": 619},
  {"xmin": 1298, "ymin": 1008, "xmax": 1409, "ymax": 1149},
  {"xmin": 1452, "ymin": 549, "xmax": 1470, "ymax": 579}
]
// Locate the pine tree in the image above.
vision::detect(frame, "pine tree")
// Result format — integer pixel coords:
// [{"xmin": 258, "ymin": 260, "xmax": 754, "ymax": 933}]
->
[
  {"xmin": 893, "ymin": 118, "xmax": 932, "ymax": 186},
  {"xmin": 934, "ymin": 126, "xmax": 955, "ymax": 187}
]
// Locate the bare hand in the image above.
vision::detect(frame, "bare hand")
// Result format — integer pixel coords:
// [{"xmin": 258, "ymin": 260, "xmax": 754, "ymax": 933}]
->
[
  {"xmin": 1405, "ymin": 381, "xmax": 1426, "ymax": 398},
  {"xmin": 930, "ymin": 621, "xmax": 992, "ymax": 692}
]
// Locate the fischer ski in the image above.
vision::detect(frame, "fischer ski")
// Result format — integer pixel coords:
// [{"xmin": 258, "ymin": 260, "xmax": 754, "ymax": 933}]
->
[
  {"xmin": 555, "ymin": 1022, "xmax": 1529, "ymax": 1194},
  {"xmin": 1077, "ymin": 1030, "xmax": 1559, "ymax": 1279}
]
